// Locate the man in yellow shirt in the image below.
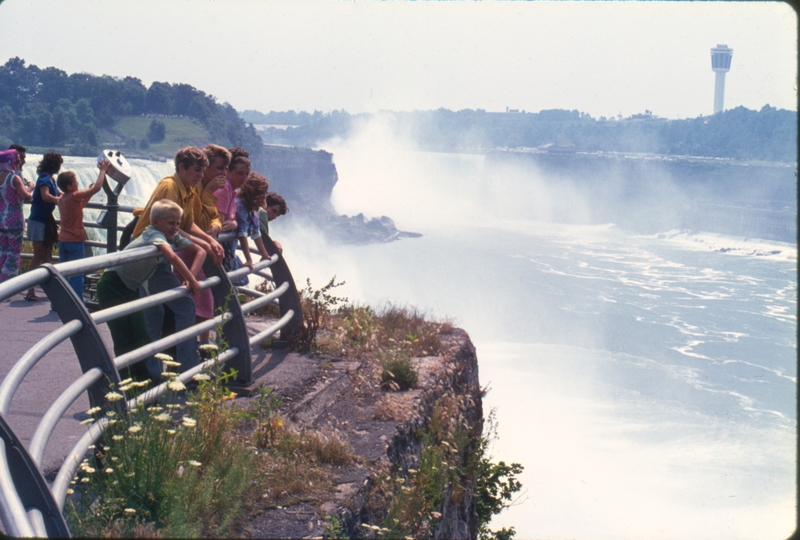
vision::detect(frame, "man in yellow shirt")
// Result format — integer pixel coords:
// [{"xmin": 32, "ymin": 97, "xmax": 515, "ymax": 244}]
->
[{"xmin": 133, "ymin": 146, "xmax": 224, "ymax": 375}]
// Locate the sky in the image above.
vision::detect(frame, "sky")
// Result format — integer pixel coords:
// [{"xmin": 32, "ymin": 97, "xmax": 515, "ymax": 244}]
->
[{"xmin": 0, "ymin": 0, "xmax": 796, "ymax": 120}]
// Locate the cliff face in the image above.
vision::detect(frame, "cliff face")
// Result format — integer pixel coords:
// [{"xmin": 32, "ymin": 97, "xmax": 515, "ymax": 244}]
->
[
  {"xmin": 348, "ymin": 329, "xmax": 483, "ymax": 538},
  {"xmin": 253, "ymin": 145, "xmax": 338, "ymax": 213},
  {"xmin": 241, "ymin": 326, "xmax": 483, "ymax": 539},
  {"xmin": 252, "ymin": 145, "xmax": 422, "ymax": 244}
]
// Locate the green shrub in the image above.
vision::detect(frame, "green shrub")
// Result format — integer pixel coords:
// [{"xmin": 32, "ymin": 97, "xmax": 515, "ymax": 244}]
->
[
  {"xmin": 291, "ymin": 276, "xmax": 347, "ymax": 353},
  {"xmin": 380, "ymin": 348, "xmax": 418, "ymax": 391}
]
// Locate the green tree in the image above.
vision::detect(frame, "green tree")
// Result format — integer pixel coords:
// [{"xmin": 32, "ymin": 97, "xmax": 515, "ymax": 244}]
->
[
  {"xmin": 474, "ymin": 412, "xmax": 524, "ymax": 540},
  {"xmin": 147, "ymin": 119, "xmax": 166, "ymax": 143},
  {"xmin": 75, "ymin": 98, "xmax": 95, "ymax": 126},
  {"xmin": 146, "ymin": 81, "xmax": 173, "ymax": 115},
  {"xmin": 121, "ymin": 76, "xmax": 147, "ymax": 114}
]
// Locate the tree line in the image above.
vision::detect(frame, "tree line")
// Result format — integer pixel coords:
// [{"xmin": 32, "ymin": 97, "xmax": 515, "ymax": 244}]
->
[
  {"xmin": 244, "ymin": 105, "xmax": 797, "ymax": 163},
  {"xmin": 0, "ymin": 57, "xmax": 262, "ymax": 156}
]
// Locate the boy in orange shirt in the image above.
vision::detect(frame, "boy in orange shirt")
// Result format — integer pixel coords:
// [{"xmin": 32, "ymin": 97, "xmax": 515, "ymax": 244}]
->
[{"xmin": 56, "ymin": 158, "xmax": 111, "ymax": 301}]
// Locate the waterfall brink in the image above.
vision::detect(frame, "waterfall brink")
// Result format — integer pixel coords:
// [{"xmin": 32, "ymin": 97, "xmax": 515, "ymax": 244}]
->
[
  {"xmin": 20, "ymin": 154, "xmax": 174, "ymax": 248},
  {"xmin": 21, "ymin": 154, "xmax": 173, "ymax": 207}
]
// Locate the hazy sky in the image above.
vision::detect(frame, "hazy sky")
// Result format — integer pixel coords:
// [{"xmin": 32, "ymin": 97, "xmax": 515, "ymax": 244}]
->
[{"xmin": 1, "ymin": 0, "xmax": 796, "ymax": 119}]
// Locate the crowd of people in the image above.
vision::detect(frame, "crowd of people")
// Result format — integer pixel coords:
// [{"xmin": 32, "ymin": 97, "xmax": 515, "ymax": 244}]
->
[{"xmin": 0, "ymin": 143, "xmax": 289, "ymax": 381}]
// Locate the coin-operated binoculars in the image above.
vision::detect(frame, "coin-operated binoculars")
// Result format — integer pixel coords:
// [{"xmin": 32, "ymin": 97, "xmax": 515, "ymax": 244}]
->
[{"xmin": 96, "ymin": 149, "xmax": 132, "ymax": 253}]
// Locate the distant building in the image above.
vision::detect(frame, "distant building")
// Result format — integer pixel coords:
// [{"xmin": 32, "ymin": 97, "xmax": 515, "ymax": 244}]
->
[
  {"xmin": 615, "ymin": 110, "xmax": 667, "ymax": 124},
  {"xmin": 628, "ymin": 110, "xmax": 659, "ymax": 121},
  {"xmin": 539, "ymin": 143, "xmax": 576, "ymax": 154},
  {"xmin": 711, "ymin": 44, "xmax": 733, "ymax": 114}
]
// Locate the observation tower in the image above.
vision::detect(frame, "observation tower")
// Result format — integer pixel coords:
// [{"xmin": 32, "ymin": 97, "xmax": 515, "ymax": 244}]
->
[{"xmin": 711, "ymin": 44, "xmax": 733, "ymax": 114}]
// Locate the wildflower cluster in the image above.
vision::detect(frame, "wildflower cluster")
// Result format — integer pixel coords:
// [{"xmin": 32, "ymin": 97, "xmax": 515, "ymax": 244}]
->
[{"xmin": 66, "ymin": 350, "xmax": 254, "ymax": 537}]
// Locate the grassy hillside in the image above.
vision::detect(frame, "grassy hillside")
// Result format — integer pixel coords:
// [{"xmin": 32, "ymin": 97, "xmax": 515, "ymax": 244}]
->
[
  {"xmin": 108, "ymin": 117, "xmax": 212, "ymax": 158},
  {"xmin": 21, "ymin": 117, "xmax": 216, "ymax": 159}
]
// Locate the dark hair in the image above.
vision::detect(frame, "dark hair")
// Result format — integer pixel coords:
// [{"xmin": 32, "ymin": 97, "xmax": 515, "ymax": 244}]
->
[
  {"xmin": 228, "ymin": 147, "xmax": 249, "ymax": 160},
  {"xmin": 203, "ymin": 144, "xmax": 231, "ymax": 168},
  {"xmin": 8, "ymin": 144, "xmax": 26, "ymax": 153},
  {"xmin": 228, "ymin": 155, "xmax": 251, "ymax": 172},
  {"xmin": 36, "ymin": 152, "xmax": 63, "ymax": 175},
  {"xmin": 266, "ymin": 192, "xmax": 288, "ymax": 215},
  {"xmin": 238, "ymin": 172, "xmax": 269, "ymax": 212},
  {"xmin": 56, "ymin": 171, "xmax": 77, "ymax": 192},
  {"xmin": 174, "ymin": 146, "xmax": 209, "ymax": 172}
]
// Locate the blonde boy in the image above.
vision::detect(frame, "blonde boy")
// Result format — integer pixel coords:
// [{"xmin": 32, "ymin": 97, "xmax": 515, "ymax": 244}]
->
[{"xmin": 97, "ymin": 200, "xmax": 205, "ymax": 379}]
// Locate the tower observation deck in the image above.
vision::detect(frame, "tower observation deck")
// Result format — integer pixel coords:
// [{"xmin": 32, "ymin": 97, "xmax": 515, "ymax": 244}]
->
[{"xmin": 711, "ymin": 44, "xmax": 733, "ymax": 114}]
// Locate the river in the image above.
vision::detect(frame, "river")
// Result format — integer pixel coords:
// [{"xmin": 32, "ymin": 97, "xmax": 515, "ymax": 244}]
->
[{"xmin": 30, "ymin": 138, "xmax": 797, "ymax": 539}]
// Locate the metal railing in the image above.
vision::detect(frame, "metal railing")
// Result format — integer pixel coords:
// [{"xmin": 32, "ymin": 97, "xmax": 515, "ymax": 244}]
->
[{"xmin": 0, "ymin": 221, "xmax": 304, "ymax": 536}]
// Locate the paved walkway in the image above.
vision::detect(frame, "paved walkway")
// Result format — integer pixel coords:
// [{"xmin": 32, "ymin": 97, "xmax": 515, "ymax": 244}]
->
[
  {"xmin": 0, "ymin": 287, "xmax": 94, "ymax": 474},
  {"xmin": 0, "ymin": 286, "xmax": 315, "ymax": 476}
]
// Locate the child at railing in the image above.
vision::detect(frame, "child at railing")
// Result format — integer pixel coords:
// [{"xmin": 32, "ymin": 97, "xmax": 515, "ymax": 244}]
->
[
  {"xmin": 215, "ymin": 150, "xmax": 251, "ymax": 286},
  {"xmin": 130, "ymin": 147, "xmax": 221, "ymax": 374},
  {"xmin": 258, "ymin": 191, "xmax": 288, "ymax": 255},
  {"xmin": 96, "ymin": 199, "xmax": 205, "ymax": 381},
  {"xmin": 233, "ymin": 172, "xmax": 272, "ymax": 286},
  {"xmin": 55, "ymin": 159, "xmax": 111, "ymax": 301}
]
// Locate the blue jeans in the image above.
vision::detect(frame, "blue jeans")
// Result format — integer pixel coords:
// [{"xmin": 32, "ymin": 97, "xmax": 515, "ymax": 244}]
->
[
  {"xmin": 58, "ymin": 241, "xmax": 86, "ymax": 301},
  {"xmin": 141, "ymin": 259, "xmax": 198, "ymax": 377}
]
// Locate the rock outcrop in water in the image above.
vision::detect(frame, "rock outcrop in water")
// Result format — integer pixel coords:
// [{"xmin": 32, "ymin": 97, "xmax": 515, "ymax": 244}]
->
[{"xmin": 252, "ymin": 145, "xmax": 420, "ymax": 244}]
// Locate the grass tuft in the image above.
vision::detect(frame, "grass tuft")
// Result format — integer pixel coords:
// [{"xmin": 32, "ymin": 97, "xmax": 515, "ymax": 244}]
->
[{"xmin": 380, "ymin": 348, "xmax": 418, "ymax": 391}]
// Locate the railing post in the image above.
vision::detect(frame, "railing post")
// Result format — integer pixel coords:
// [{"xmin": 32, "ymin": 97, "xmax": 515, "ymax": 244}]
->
[
  {"xmin": 203, "ymin": 259, "xmax": 252, "ymax": 385},
  {"xmin": 260, "ymin": 234, "xmax": 304, "ymax": 345},
  {"xmin": 39, "ymin": 263, "xmax": 120, "ymax": 407},
  {"xmin": 0, "ymin": 414, "xmax": 70, "ymax": 537},
  {"xmin": 100, "ymin": 181, "xmax": 119, "ymax": 253}
]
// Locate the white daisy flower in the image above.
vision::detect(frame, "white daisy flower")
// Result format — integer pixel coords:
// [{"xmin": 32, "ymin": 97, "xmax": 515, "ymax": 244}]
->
[{"xmin": 168, "ymin": 380, "xmax": 186, "ymax": 392}]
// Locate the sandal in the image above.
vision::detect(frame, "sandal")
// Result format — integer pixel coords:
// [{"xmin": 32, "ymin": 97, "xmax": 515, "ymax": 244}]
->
[{"xmin": 24, "ymin": 291, "xmax": 39, "ymax": 302}]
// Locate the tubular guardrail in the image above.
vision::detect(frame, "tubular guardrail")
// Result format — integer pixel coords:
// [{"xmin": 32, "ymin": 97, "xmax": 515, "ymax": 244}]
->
[{"xmin": 0, "ymin": 220, "xmax": 303, "ymax": 536}]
